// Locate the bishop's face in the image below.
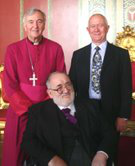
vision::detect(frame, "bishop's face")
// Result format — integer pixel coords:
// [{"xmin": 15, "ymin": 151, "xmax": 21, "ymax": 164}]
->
[
  {"xmin": 23, "ymin": 11, "xmax": 45, "ymax": 42},
  {"xmin": 47, "ymin": 73, "xmax": 75, "ymax": 107}
]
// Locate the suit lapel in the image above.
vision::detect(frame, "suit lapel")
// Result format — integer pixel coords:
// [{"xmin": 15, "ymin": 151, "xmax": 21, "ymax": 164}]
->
[
  {"xmin": 83, "ymin": 44, "xmax": 91, "ymax": 92},
  {"xmin": 101, "ymin": 42, "xmax": 114, "ymax": 75}
]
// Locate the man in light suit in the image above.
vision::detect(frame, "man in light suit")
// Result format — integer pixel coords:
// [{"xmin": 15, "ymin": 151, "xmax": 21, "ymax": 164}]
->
[
  {"xmin": 69, "ymin": 13, "xmax": 132, "ymax": 132},
  {"xmin": 21, "ymin": 72, "xmax": 117, "ymax": 166}
]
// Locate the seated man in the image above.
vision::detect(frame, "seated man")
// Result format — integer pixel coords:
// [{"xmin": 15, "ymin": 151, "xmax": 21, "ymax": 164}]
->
[{"xmin": 21, "ymin": 72, "xmax": 117, "ymax": 166}]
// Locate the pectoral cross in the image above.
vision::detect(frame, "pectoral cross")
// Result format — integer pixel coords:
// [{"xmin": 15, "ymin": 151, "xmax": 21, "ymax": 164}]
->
[{"xmin": 29, "ymin": 73, "xmax": 38, "ymax": 86}]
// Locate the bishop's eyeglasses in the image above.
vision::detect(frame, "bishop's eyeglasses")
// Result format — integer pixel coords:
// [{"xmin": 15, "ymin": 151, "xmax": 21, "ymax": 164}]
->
[{"xmin": 49, "ymin": 82, "xmax": 73, "ymax": 94}]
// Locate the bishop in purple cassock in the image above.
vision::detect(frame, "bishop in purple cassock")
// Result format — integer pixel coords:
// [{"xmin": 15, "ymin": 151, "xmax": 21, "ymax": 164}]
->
[{"xmin": 2, "ymin": 8, "xmax": 66, "ymax": 166}]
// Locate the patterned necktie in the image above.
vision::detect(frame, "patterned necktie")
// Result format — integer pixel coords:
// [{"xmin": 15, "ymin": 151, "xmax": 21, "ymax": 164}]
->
[
  {"xmin": 61, "ymin": 108, "xmax": 77, "ymax": 124},
  {"xmin": 91, "ymin": 46, "xmax": 102, "ymax": 94}
]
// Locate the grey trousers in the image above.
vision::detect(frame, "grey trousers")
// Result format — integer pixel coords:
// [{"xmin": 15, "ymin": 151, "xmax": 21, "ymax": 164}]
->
[{"xmin": 69, "ymin": 140, "xmax": 91, "ymax": 166}]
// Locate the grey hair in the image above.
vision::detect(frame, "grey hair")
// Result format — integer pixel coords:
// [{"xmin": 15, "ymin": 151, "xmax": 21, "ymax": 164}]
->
[
  {"xmin": 23, "ymin": 7, "xmax": 46, "ymax": 24},
  {"xmin": 88, "ymin": 13, "xmax": 109, "ymax": 27},
  {"xmin": 46, "ymin": 72, "xmax": 68, "ymax": 89}
]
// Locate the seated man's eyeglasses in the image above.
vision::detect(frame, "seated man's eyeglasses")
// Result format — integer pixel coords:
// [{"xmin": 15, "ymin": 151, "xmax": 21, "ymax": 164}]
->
[{"xmin": 49, "ymin": 82, "xmax": 73, "ymax": 94}]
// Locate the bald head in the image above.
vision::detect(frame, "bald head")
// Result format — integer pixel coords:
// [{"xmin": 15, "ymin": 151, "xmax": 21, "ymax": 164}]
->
[
  {"xmin": 87, "ymin": 13, "xmax": 109, "ymax": 45},
  {"xmin": 88, "ymin": 14, "xmax": 108, "ymax": 27},
  {"xmin": 46, "ymin": 72, "xmax": 75, "ymax": 107},
  {"xmin": 46, "ymin": 72, "xmax": 69, "ymax": 89}
]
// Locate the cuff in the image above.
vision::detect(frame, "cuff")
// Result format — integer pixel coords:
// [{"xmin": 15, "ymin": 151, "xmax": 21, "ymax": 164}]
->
[{"xmin": 97, "ymin": 151, "xmax": 108, "ymax": 159}]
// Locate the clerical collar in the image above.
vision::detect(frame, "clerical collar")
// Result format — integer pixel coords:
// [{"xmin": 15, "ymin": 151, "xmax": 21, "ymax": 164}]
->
[
  {"xmin": 33, "ymin": 42, "xmax": 39, "ymax": 45},
  {"xmin": 27, "ymin": 37, "xmax": 43, "ymax": 45},
  {"xmin": 58, "ymin": 103, "xmax": 76, "ymax": 116}
]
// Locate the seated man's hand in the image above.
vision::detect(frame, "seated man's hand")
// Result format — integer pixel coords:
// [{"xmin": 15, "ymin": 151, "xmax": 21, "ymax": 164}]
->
[
  {"xmin": 48, "ymin": 155, "xmax": 68, "ymax": 166},
  {"xmin": 116, "ymin": 117, "xmax": 128, "ymax": 132},
  {"xmin": 91, "ymin": 152, "xmax": 107, "ymax": 166}
]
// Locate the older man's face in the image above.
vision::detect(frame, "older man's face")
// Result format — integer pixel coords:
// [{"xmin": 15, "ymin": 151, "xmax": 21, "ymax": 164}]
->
[
  {"xmin": 87, "ymin": 15, "xmax": 109, "ymax": 45},
  {"xmin": 24, "ymin": 11, "xmax": 45, "ymax": 42},
  {"xmin": 47, "ymin": 73, "xmax": 75, "ymax": 107}
]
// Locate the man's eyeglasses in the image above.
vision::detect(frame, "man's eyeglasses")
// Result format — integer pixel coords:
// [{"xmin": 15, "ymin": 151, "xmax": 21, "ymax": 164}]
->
[{"xmin": 49, "ymin": 82, "xmax": 73, "ymax": 94}]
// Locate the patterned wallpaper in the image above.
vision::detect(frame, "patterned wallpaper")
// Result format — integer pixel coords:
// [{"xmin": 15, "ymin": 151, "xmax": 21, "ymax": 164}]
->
[
  {"xmin": 88, "ymin": 0, "xmax": 105, "ymax": 15},
  {"xmin": 123, "ymin": 0, "xmax": 135, "ymax": 27}
]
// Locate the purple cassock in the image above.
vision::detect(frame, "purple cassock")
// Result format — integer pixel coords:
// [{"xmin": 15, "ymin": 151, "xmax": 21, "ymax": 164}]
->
[{"xmin": 2, "ymin": 37, "xmax": 66, "ymax": 166}]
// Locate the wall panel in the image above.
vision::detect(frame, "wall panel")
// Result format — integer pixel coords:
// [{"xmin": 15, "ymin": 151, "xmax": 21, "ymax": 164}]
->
[
  {"xmin": 49, "ymin": 0, "xmax": 79, "ymax": 71},
  {"xmin": 0, "ymin": 0, "xmax": 20, "ymax": 64}
]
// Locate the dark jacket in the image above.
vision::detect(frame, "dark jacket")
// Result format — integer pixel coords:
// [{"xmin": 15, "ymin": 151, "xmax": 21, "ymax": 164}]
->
[
  {"xmin": 21, "ymin": 99, "xmax": 117, "ymax": 165},
  {"xmin": 69, "ymin": 42, "xmax": 132, "ymax": 124}
]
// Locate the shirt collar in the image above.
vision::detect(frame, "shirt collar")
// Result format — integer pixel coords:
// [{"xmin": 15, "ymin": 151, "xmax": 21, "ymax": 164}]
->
[
  {"xmin": 58, "ymin": 103, "xmax": 76, "ymax": 116},
  {"xmin": 91, "ymin": 41, "xmax": 107, "ymax": 51}
]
